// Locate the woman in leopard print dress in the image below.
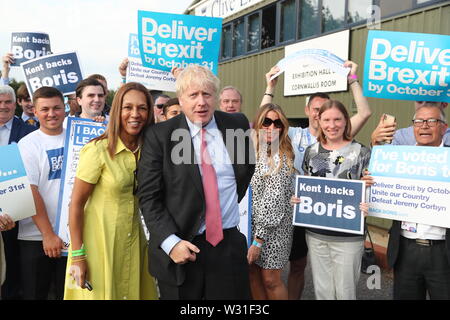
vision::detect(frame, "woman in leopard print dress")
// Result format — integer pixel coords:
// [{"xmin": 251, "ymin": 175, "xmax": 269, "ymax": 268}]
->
[{"xmin": 248, "ymin": 103, "xmax": 296, "ymax": 300}]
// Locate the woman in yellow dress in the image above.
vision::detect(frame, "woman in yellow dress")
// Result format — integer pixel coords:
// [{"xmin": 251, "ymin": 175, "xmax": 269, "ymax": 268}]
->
[{"xmin": 64, "ymin": 82, "xmax": 158, "ymax": 300}]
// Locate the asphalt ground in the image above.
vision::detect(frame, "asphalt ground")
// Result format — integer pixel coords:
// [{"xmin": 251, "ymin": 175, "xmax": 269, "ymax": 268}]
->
[{"xmin": 282, "ymin": 258, "xmax": 394, "ymax": 300}]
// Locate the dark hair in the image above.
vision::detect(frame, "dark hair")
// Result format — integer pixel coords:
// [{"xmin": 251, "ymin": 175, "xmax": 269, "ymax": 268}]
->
[
  {"xmin": 87, "ymin": 74, "xmax": 106, "ymax": 81},
  {"xmin": 75, "ymin": 78, "xmax": 105, "ymax": 98},
  {"xmin": 33, "ymin": 86, "xmax": 64, "ymax": 104},
  {"xmin": 317, "ymin": 99, "xmax": 352, "ymax": 143},
  {"xmin": 156, "ymin": 94, "xmax": 171, "ymax": 101},
  {"xmin": 93, "ymin": 82, "xmax": 154, "ymax": 158},
  {"xmin": 163, "ymin": 98, "xmax": 180, "ymax": 115},
  {"xmin": 307, "ymin": 92, "xmax": 330, "ymax": 107},
  {"xmin": 16, "ymin": 84, "xmax": 30, "ymax": 101}
]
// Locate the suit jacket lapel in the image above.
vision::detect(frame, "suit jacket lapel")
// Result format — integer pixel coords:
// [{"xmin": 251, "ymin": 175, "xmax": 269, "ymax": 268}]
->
[
  {"xmin": 8, "ymin": 117, "xmax": 20, "ymax": 144},
  {"xmin": 178, "ymin": 115, "xmax": 204, "ymax": 198}
]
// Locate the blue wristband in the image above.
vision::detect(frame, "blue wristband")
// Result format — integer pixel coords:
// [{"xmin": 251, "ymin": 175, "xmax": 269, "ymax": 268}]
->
[{"xmin": 252, "ymin": 240, "xmax": 262, "ymax": 248}]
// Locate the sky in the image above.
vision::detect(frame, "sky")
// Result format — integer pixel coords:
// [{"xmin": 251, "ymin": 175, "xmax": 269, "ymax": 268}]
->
[{"xmin": 0, "ymin": 0, "xmax": 194, "ymax": 90}]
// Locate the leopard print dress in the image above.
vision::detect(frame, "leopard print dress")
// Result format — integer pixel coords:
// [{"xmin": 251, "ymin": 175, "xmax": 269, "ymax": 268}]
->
[{"xmin": 250, "ymin": 148, "xmax": 295, "ymax": 269}]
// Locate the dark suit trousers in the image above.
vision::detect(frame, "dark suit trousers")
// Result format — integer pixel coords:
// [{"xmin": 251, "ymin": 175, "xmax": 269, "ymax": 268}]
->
[
  {"xmin": 19, "ymin": 240, "xmax": 67, "ymax": 300},
  {"xmin": 1, "ymin": 225, "xmax": 22, "ymax": 299},
  {"xmin": 158, "ymin": 227, "xmax": 251, "ymax": 300},
  {"xmin": 394, "ymin": 236, "xmax": 450, "ymax": 300}
]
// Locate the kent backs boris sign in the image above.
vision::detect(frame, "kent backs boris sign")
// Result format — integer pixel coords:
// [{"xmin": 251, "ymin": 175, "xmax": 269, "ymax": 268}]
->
[
  {"xmin": 293, "ymin": 176, "xmax": 365, "ymax": 235},
  {"xmin": 21, "ymin": 51, "xmax": 83, "ymax": 96},
  {"xmin": 10, "ymin": 32, "xmax": 52, "ymax": 66},
  {"xmin": 137, "ymin": 11, "xmax": 222, "ymax": 74},
  {"xmin": 363, "ymin": 30, "xmax": 450, "ymax": 103}
]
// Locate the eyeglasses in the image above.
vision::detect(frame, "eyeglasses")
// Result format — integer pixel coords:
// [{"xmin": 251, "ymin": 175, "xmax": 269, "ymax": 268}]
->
[
  {"xmin": 412, "ymin": 118, "xmax": 445, "ymax": 127},
  {"xmin": 262, "ymin": 117, "xmax": 283, "ymax": 129},
  {"xmin": 155, "ymin": 104, "xmax": 164, "ymax": 109}
]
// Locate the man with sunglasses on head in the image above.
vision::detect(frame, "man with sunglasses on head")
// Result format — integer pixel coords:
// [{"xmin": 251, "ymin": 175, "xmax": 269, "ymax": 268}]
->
[
  {"xmin": 153, "ymin": 94, "xmax": 170, "ymax": 123},
  {"xmin": 371, "ymin": 101, "xmax": 450, "ymax": 146},
  {"xmin": 262, "ymin": 60, "xmax": 372, "ymax": 300}
]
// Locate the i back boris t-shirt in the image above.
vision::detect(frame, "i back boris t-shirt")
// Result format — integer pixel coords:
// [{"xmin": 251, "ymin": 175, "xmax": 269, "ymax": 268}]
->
[{"xmin": 18, "ymin": 129, "xmax": 65, "ymax": 241}]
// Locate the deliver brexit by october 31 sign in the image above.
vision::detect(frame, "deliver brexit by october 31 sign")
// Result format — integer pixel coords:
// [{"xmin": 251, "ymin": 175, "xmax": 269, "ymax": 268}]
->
[
  {"xmin": 0, "ymin": 144, "xmax": 36, "ymax": 222},
  {"xmin": 21, "ymin": 51, "xmax": 83, "ymax": 96},
  {"xmin": 363, "ymin": 30, "xmax": 450, "ymax": 103},
  {"xmin": 127, "ymin": 33, "xmax": 176, "ymax": 92},
  {"xmin": 293, "ymin": 176, "xmax": 365, "ymax": 235},
  {"xmin": 56, "ymin": 118, "xmax": 106, "ymax": 254},
  {"xmin": 10, "ymin": 32, "xmax": 52, "ymax": 66},
  {"xmin": 138, "ymin": 11, "xmax": 222, "ymax": 74},
  {"xmin": 368, "ymin": 145, "xmax": 450, "ymax": 228}
]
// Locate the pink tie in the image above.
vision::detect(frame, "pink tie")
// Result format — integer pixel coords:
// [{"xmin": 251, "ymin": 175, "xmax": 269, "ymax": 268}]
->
[{"xmin": 200, "ymin": 128, "xmax": 223, "ymax": 246}]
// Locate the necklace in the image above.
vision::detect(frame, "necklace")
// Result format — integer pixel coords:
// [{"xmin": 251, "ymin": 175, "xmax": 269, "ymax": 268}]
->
[{"xmin": 131, "ymin": 144, "xmax": 141, "ymax": 154}]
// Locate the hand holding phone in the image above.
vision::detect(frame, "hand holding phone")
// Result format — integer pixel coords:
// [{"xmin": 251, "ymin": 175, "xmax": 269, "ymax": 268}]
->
[{"xmin": 381, "ymin": 113, "xmax": 396, "ymax": 144}]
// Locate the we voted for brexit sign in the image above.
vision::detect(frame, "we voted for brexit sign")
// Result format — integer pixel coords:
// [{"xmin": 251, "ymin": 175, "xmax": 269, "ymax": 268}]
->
[
  {"xmin": 56, "ymin": 118, "xmax": 106, "ymax": 254},
  {"xmin": 293, "ymin": 176, "xmax": 365, "ymax": 235},
  {"xmin": 368, "ymin": 146, "xmax": 450, "ymax": 228},
  {"xmin": 138, "ymin": 11, "xmax": 222, "ymax": 74},
  {"xmin": 21, "ymin": 51, "xmax": 83, "ymax": 96},
  {"xmin": 363, "ymin": 30, "xmax": 450, "ymax": 103},
  {"xmin": 10, "ymin": 32, "xmax": 52, "ymax": 66},
  {"xmin": 0, "ymin": 144, "xmax": 36, "ymax": 221}
]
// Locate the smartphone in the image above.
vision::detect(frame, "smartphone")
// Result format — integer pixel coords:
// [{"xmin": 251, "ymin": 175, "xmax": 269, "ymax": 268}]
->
[
  {"xmin": 84, "ymin": 280, "xmax": 93, "ymax": 291},
  {"xmin": 382, "ymin": 113, "xmax": 396, "ymax": 126},
  {"xmin": 382, "ymin": 113, "xmax": 396, "ymax": 144}
]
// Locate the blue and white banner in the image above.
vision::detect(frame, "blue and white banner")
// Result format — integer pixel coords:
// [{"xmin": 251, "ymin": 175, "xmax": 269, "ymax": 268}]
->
[
  {"xmin": 368, "ymin": 145, "xmax": 450, "ymax": 228},
  {"xmin": 0, "ymin": 144, "xmax": 35, "ymax": 221},
  {"xmin": 363, "ymin": 30, "xmax": 450, "ymax": 103},
  {"xmin": 21, "ymin": 51, "xmax": 83, "ymax": 96},
  {"xmin": 238, "ymin": 187, "xmax": 252, "ymax": 248},
  {"xmin": 127, "ymin": 33, "xmax": 176, "ymax": 92},
  {"xmin": 56, "ymin": 118, "xmax": 106, "ymax": 254},
  {"xmin": 10, "ymin": 32, "xmax": 52, "ymax": 66},
  {"xmin": 293, "ymin": 176, "xmax": 365, "ymax": 235},
  {"xmin": 137, "ymin": 11, "xmax": 222, "ymax": 74}
]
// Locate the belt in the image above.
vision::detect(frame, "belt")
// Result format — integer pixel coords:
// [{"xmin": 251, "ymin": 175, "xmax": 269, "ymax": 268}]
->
[{"xmin": 403, "ymin": 237, "xmax": 445, "ymax": 247}]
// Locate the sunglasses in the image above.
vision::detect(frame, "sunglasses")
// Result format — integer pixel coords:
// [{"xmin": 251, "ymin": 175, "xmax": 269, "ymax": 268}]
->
[
  {"xmin": 262, "ymin": 117, "xmax": 283, "ymax": 129},
  {"xmin": 155, "ymin": 104, "xmax": 165, "ymax": 109}
]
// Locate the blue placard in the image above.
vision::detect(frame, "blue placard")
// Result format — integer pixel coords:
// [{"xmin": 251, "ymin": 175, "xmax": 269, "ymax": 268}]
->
[
  {"xmin": 293, "ymin": 176, "xmax": 365, "ymax": 235},
  {"xmin": 0, "ymin": 144, "xmax": 27, "ymax": 183},
  {"xmin": 137, "ymin": 11, "xmax": 222, "ymax": 74},
  {"xmin": 10, "ymin": 32, "xmax": 52, "ymax": 66},
  {"xmin": 369, "ymin": 145, "xmax": 450, "ymax": 182},
  {"xmin": 363, "ymin": 30, "xmax": 450, "ymax": 103},
  {"xmin": 128, "ymin": 33, "xmax": 140, "ymax": 59},
  {"xmin": 20, "ymin": 51, "xmax": 83, "ymax": 96}
]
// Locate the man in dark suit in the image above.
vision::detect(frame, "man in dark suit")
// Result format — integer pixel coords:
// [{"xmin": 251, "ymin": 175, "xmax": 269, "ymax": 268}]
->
[
  {"xmin": 137, "ymin": 65, "xmax": 255, "ymax": 300},
  {"xmin": 0, "ymin": 85, "xmax": 36, "ymax": 299},
  {"xmin": 385, "ymin": 104, "xmax": 450, "ymax": 299}
]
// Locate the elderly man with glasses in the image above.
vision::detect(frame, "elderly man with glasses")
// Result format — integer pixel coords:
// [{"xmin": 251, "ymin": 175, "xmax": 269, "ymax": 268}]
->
[
  {"xmin": 371, "ymin": 101, "xmax": 450, "ymax": 146},
  {"xmin": 367, "ymin": 103, "xmax": 450, "ymax": 299}
]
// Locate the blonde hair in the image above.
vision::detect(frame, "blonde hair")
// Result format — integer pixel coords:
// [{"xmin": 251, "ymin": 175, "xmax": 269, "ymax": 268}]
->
[
  {"xmin": 176, "ymin": 65, "xmax": 220, "ymax": 100},
  {"xmin": 92, "ymin": 82, "xmax": 154, "ymax": 158},
  {"xmin": 253, "ymin": 103, "xmax": 295, "ymax": 175}
]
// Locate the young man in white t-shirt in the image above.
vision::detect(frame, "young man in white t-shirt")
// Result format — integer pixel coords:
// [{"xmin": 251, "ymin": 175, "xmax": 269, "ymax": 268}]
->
[{"xmin": 18, "ymin": 86, "xmax": 67, "ymax": 300}]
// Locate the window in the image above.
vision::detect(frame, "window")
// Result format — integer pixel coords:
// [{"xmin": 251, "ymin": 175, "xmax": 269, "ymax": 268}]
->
[
  {"xmin": 221, "ymin": 25, "xmax": 232, "ymax": 59},
  {"xmin": 348, "ymin": 0, "xmax": 372, "ymax": 24},
  {"xmin": 280, "ymin": 0, "xmax": 296, "ymax": 43},
  {"xmin": 261, "ymin": 5, "xmax": 276, "ymax": 49},
  {"xmin": 299, "ymin": 0, "xmax": 319, "ymax": 39},
  {"xmin": 232, "ymin": 19, "xmax": 245, "ymax": 57},
  {"xmin": 322, "ymin": 0, "xmax": 346, "ymax": 32},
  {"xmin": 247, "ymin": 13, "xmax": 260, "ymax": 52}
]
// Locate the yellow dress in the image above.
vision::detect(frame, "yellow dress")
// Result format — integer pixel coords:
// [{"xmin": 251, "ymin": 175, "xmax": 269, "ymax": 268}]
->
[{"xmin": 64, "ymin": 138, "xmax": 157, "ymax": 300}]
